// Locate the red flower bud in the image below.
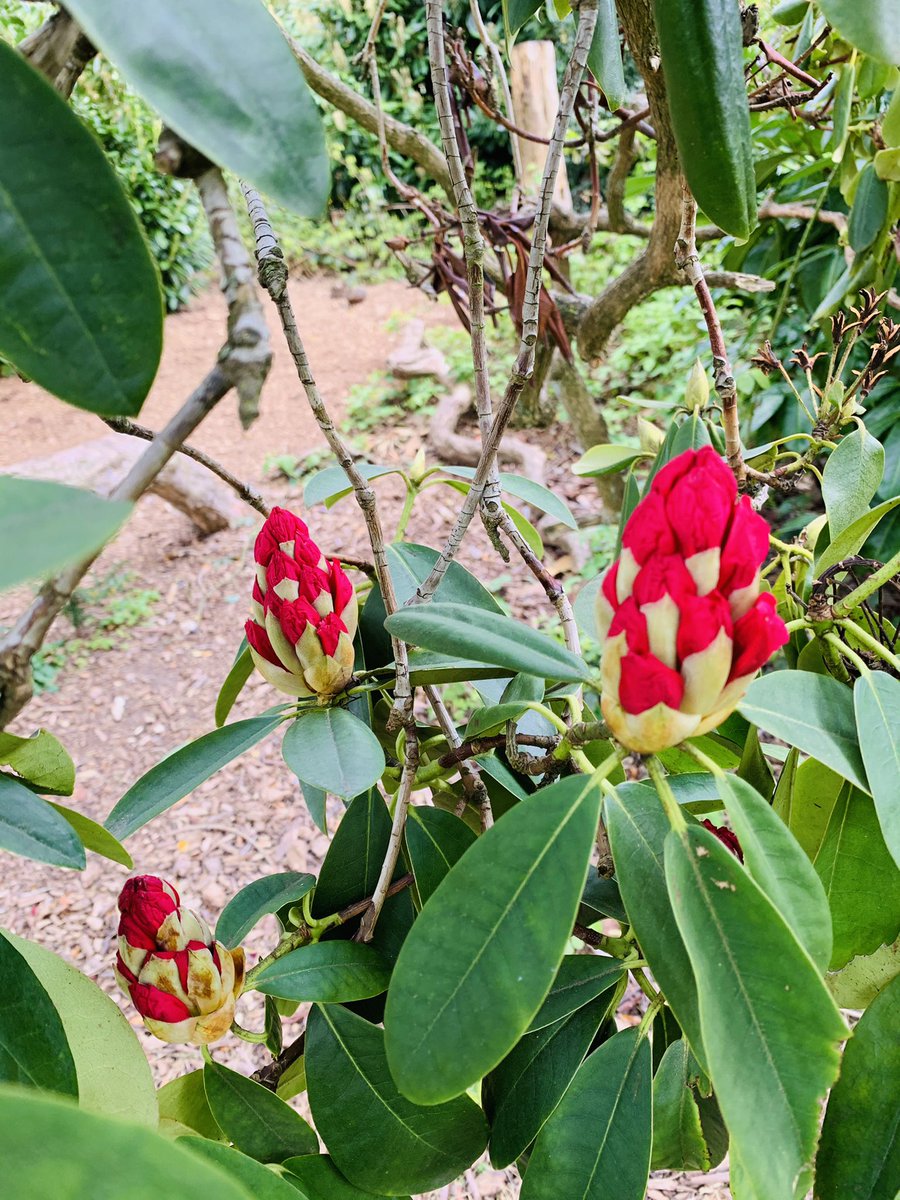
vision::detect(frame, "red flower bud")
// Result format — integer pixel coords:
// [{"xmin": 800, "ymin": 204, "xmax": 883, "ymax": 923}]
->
[
  {"xmin": 701, "ymin": 819, "xmax": 744, "ymax": 862},
  {"xmin": 597, "ymin": 449, "xmax": 787, "ymax": 753},
  {"xmin": 246, "ymin": 508, "xmax": 358, "ymax": 698},
  {"xmin": 115, "ymin": 875, "xmax": 244, "ymax": 1046}
]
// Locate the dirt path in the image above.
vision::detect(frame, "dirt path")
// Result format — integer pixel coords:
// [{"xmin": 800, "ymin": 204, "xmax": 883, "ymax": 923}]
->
[{"xmin": 0, "ymin": 279, "xmax": 727, "ymax": 1200}]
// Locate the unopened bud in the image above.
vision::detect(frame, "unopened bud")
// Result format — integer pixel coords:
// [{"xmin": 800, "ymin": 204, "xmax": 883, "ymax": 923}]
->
[{"xmin": 685, "ymin": 359, "xmax": 710, "ymax": 412}]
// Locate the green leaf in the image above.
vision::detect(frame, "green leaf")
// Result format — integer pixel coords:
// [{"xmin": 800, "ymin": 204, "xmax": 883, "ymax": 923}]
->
[
  {"xmin": 384, "ymin": 603, "xmax": 591, "ymax": 684},
  {"xmin": 254, "ymin": 942, "xmax": 391, "ymax": 1003},
  {"xmin": 385, "ymin": 775, "xmax": 602, "ymax": 1104},
  {"xmin": 105, "ymin": 714, "xmax": 283, "ymax": 839},
  {"xmin": 815, "ymin": 496, "xmax": 900, "ymax": 576},
  {"xmin": 651, "ymin": 1039, "xmax": 711, "ymax": 1171},
  {"xmin": 664, "ymin": 824, "xmax": 847, "ymax": 1200},
  {"xmin": 0, "ymin": 775, "xmax": 85, "ymax": 870},
  {"xmin": 0, "ymin": 44, "xmax": 161, "ymax": 416},
  {"xmin": 405, "ymin": 807, "xmax": 476, "ymax": 906},
  {"xmin": 306, "ymin": 1004, "xmax": 488, "ymax": 1194},
  {"xmin": 823, "ymin": 425, "xmax": 885, "ymax": 535},
  {"xmin": 573, "ymin": 576, "xmax": 603, "ymax": 642},
  {"xmin": 848, "ymin": 165, "xmax": 890, "ymax": 253},
  {"xmin": 0, "ymin": 932, "xmax": 77, "ymax": 1097},
  {"xmin": 572, "ymin": 444, "xmax": 648, "ymax": 478},
  {"xmin": 6, "ymin": 933, "xmax": 155, "ymax": 1125},
  {"xmin": 813, "ymin": 782, "xmax": 900, "ymax": 969},
  {"xmin": 826, "ymin": 936, "xmax": 900, "ymax": 1009},
  {"xmin": 311, "ymin": 790, "xmax": 390, "ymax": 917},
  {"xmin": 304, "ymin": 464, "xmax": 397, "ymax": 509},
  {"xmin": 605, "ymin": 786, "xmax": 705, "ymax": 1067},
  {"xmin": 817, "ymin": 973, "xmax": 900, "ymax": 1199},
  {"xmin": 817, "ymin": 0, "xmax": 900, "ymax": 64},
  {"xmin": 46, "ymin": 803, "xmax": 132, "ymax": 868},
  {"xmin": 215, "ymin": 643, "xmax": 253, "ymax": 728},
  {"xmin": 525, "ymin": 955, "xmax": 625, "ymax": 1033},
  {"xmin": 520, "ymin": 1028, "xmax": 652, "ymax": 1200},
  {"xmin": 778, "ymin": 756, "xmax": 843, "ymax": 861},
  {"xmin": 407, "ymin": 652, "xmax": 512, "ymax": 686},
  {"xmin": 487, "ymin": 993, "xmax": 614, "ymax": 1168},
  {"xmin": 720, "ymin": 773, "xmax": 833, "ymax": 971},
  {"xmin": 386, "ymin": 542, "xmax": 503, "ymax": 613},
  {"xmin": 0, "ymin": 728, "xmax": 74, "ymax": 794},
  {"xmin": 578, "ymin": 867, "xmax": 628, "ymax": 925},
  {"xmin": 652, "ymin": 0, "xmax": 756, "ymax": 239},
  {"xmin": 587, "ymin": 0, "xmax": 626, "ymax": 109},
  {"xmin": 158, "ymin": 1069, "xmax": 224, "ymax": 1141},
  {"xmin": 275, "ymin": 1055, "xmax": 307, "ymax": 1103},
  {"xmin": 501, "ymin": 500, "xmax": 543, "ymax": 556},
  {"xmin": 216, "ymin": 872, "xmax": 315, "ymax": 949},
  {"xmin": 854, "ymin": 671, "xmax": 900, "ymax": 869},
  {"xmin": 0, "ymin": 1086, "xmax": 255, "ymax": 1200},
  {"xmin": 505, "ymin": 0, "xmax": 544, "ymax": 36},
  {"xmin": 282, "ymin": 709, "xmax": 385, "ymax": 801},
  {"xmin": 283, "ymin": 1155, "xmax": 402, "ymax": 1200},
  {"xmin": 300, "ymin": 780, "xmax": 329, "ymax": 835},
  {"xmin": 874, "ymin": 146, "xmax": 900, "ymax": 181},
  {"xmin": 0, "ymin": 479, "xmax": 132, "ymax": 593},
  {"xmin": 203, "ymin": 1060, "xmax": 318, "ymax": 1164},
  {"xmin": 739, "ymin": 671, "xmax": 869, "ymax": 791},
  {"xmin": 439, "ymin": 467, "xmax": 578, "ymax": 530},
  {"xmin": 180, "ymin": 1138, "xmax": 302, "ymax": 1200},
  {"xmin": 64, "ymin": 0, "xmax": 329, "ymax": 214}
]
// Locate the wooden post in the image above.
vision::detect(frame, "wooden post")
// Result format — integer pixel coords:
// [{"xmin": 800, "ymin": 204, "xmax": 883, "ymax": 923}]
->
[{"xmin": 509, "ymin": 40, "xmax": 572, "ymax": 211}]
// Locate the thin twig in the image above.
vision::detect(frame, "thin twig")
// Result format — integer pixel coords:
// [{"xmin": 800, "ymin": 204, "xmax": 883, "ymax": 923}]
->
[
  {"xmin": 357, "ymin": 732, "xmax": 420, "ymax": 942},
  {"xmin": 438, "ymin": 731, "xmax": 559, "ymax": 767},
  {"xmin": 424, "ymin": 683, "xmax": 492, "ymax": 829},
  {"xmin": 493, "ymin": 511, "xmax": 581, "ymax": 656},
  {"xmin": 674, "ymin": 182, "xmax": 745, "ymax": 485}
]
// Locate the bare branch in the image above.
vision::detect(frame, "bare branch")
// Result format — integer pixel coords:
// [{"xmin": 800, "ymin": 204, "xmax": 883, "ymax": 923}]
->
[
  {"xmin": 357, "ymin": 732, "xmax": 419, "ymax": 942},
  {"xmin": 424, "ymin": 683, "xmax": 492, "ymax": 829},
  {"xmin": 18, "ymin": 10, "xmax": 95, "ymax": 97}
]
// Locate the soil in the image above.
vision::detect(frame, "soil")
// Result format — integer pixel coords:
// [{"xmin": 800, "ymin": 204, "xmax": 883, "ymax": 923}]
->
[{"xmin": 0, "ymin": 278, "xmax": 728, "ymax": 1200}]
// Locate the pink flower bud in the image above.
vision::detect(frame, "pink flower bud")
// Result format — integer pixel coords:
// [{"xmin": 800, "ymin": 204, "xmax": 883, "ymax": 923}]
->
[
  {"xmin": 246, "ymin": 508, "xmax": 358, "ymax": 698},
  {"xmin": 115, "ymin": 875, "xmax": 244, "ymax": 1046},
  {"xmin": 597, "ymin": 448, "xmax": 788, "ymax": 753}
]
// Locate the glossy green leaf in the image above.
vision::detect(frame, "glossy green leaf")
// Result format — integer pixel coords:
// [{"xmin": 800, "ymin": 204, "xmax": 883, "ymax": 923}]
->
[
  {"xmin": 215, "ymin": 643, "xmax": 253, "ymax": 728},
  {"xmin": 651, "ymin": 1040, "xmax": 710, "ymax": 1172},
  {"xmin": 0, "ymin": 932, "xmax": 77, "ymax": 1097},
  {"xmin": 848, "ymin": 165, "xmax": 890, "ymax": 253},
  {"xmin": 739, "ymin": 671, "xmax": 868, "ymax": 791},
  {"xmin": 578, "ymin": 867, "xmax": 628, "ymax": 925},
  {"xmin": 828, "ymin": 62, "xmax": 855, "ymax": 161},
  {"xmin": 826, "ymin": 936, "xmax": 900, "ymax": 1009},
  {"xmin": 304, "ymin": 464, "xmax": 397, "ymax": 509},
  {"xmin": 652, "ymin": 0, "xmax": 756, "ymax": 238},
  {"xmin": 384, "ymin": 542, "xmax": 503, "ymax": 614},
  {"xmin": 0, "ymin": 1087, "xmax": 255, "ymax": 1200},
  {"xmin": 300, "ymin": 780, "xmax": 329, "ymax": 835},
  {"xmin": 158, "ymin": 1070, "xmax": 224, "ymax": 1141},
  {"xmin": 720, "ymin": 773, "xmax": 832, "ymax": 970},
  {"xmin": 9, "ymin": 933, "xmax": 155, "ymax": 1125},
  {"xmin": 385, "ymin": 775, "xmax": 602, "ymax": 1104},
  {"xmin": 817, "ymin": 0, "xmax": 900, "ymax": 64},
  {"xmin": 254, "ymin": 941, "xmax": 390, "ymax": 1003},
  {"xmin": 439, "ymin": 467, "xmax": 578, "ymax": 530},
  {"xmin": 384, "ymin": 603, "xmax": 591, "ymax": 684},
  {"xmin": 0, "ymin": 479, "xmax": 132, "ymax": 593},
  {"xmin": 587, "ymin": 0, "xmax": 626, "ymax": 109},
  {"xmin": 0, "ymin": 775, "xmax": 85, "ymax": 870},
  {"xmin": 405, "ymin": 807, "xmax": 476, "ymax": 906},
  {"xmin": 573, "ymin": 576, "xmax": 603, "ymax": 642},
  {"xmin": 275, "ymin": 1056, "xmax": 307, "ymax": 1104},
  {"xmin": 815, "ymin": 496, "xmax": 900, "ymax": 576},
  {"xmin": 105, "ymin": 714, "xmax": 283, "ymax": 838},
  {"xmin": 665, "ymin": 825, "xmax": 847, "ymax": 1200},
  {"xmin": 283, "ymin": 1155, "xmax": 402, "ymax": 1200},
  {"xmin": 180, "ymin": 1138, "xmax": 302, "ymax": 1200},
  {"xmin": 46, "ymin": 803, "xmax": 132, "ymax": 868},
  {"xmin": 777, "ymin": 757, "xmax": 842, "ymax": 861},
  {"xmin": 854, "ymin": 671, "xmax": 900, "ymax": 868},
  {"xmin": 306, "ymin": 1004, "xmax": 487, "ymax": 1194},
  {"xmin": 572, "ymin": 444, "xmax": 648, "ymax": 477},
  {"xmin": 0, "ymin": 44, "xmax": 161, "ymax": 416},
  {"xmin": 203, "ymin": 1060, "xmax": 318, "ymax": 1164},
  {"xmin": 65, "ymin": 0, "xmax": 329, "ymax": 214},
  {"xmin": 501, "ymin": 500, "xmax": 543, "ymax": 556},
  {"xmin": 0, "ymin": 728, "xmax": 74, "ymax": 795},
  {"xmin": 282, "ymin": 708, "xmax": 385, "ymax": 801},
  {"xmin": 216, "ymin": 872, "xmax": 315, "ymax": 949},
  {"xmin": 406, "ymin": 652, "xmax": 512, "ymax": 686},
  {"xmin": 311, "ymin": 790, "xmax": 390, "ymax": 917},
  {"xmin": 487, "ymin": 992, "xmax": 613, "ymax": 1168},
  {"xmin": 817, "ymin": 973, "xmax": 900, "ymax": 1199},
  {"xmin": 823, "ymin": 425, "xmax": 885, "ymax": 534},
  {"xmin": 874, "ymin": 147, "xmax": 900, "ymax": 181},
  {"xmin": 813, "ymin": 783, "xmax": 900, "ymax": 969},
  {"xmin": 505, "ymin": 0, "xmax": 544, "ymax": 36},
  {"xmin": 525, "ymin": 955, "xmax": 625, "ymax": 1033},
  {"xmin": 520, "ymin": 1028, "xmax": 652, "ymax": 1200},
  {"xmin": 605, "ymin": 786, "xmax": 705, "ymax": 1067}
]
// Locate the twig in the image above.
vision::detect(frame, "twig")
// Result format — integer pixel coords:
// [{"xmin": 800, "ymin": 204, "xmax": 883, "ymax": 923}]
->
[
  {"xmin": 358, "ymin": 0, "xmax": 389, "ymax": 64},
  {"xmin": 424, "ymin": 683, "xmax": 492, "ymax": 829},
  {"xmin": 674, "ymin": 182, "xmax": 745, "ymax": 485},
  {"xmin": 494, "ymin": 512, "xmax": 581, "ymax": 656},
  {"xmin": 415, "ymin": 0, "xmax": 600, "ymax": 604},
  {"xmin": 357, "ymin": 732, "xmax": 419, "ymax": 942},
  {"xmin": 241, "ymin": 184, "xmax": 413, "ymax": 728},
  {"xmin": 438, "ymin": 731, "xmax": 559, "ymax": 767}
]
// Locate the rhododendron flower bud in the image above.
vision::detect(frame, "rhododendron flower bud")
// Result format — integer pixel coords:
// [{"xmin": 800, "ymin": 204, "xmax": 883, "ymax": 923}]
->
[
  {"xmin": 246, "ymin": 506, "xmax": 358, "ymax": 698},
  {"xmin": 115, "ymin": 875, "xmax": 244, "ymax": 1046},
  {"xmin": 701, "ymin": 820, "xmax": 744, "ymax": 862},
  {"xmin": 597, "ymin": 447, "xmax": 788, "ymax": 753}
]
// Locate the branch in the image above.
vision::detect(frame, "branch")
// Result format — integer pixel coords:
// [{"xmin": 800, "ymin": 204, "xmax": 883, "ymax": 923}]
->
[
  {"xmin": 438, "ymin": 731, "xmax": 559, "ymax": 767},
  {"xmin": 18, "ymin": 9, "xmax": 96, "ymax": 97},
  {"xmin": 424, "ymin": 683, "xmax": 493, "ymax": 829},
  {"xmin": 674, "ymin": 184, "xmax": 745, "ymax": 485},
  {"xmin": 357, "ymin": 733, "xmax": 419, "ymax": 941},
  {"xmin": 287, "ymin": 37, "xmax": 453, "ymax": 198}
]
